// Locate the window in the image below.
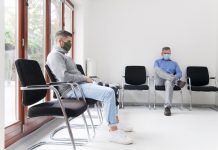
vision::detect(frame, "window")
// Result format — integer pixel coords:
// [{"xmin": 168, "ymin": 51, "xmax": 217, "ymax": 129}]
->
[
  {"xmin": 64, "ymin": 4, "xmax": 72, "ymax": 33},
  {"xmin": 27, "ymin": 0, "xmax": 45, "ymax": 70},
  {"xmin": 4, "ymin": 0, "xmax": 18, "ymax": 127},
  {"xmin": 4, "ymin": 0, "xmax": 75, "ymax": 148},
  {"xmin": 64, "ymin": 3, "xmax": 74, "ymax": 58},
  {"xmin": 51, "ymin": 0, "xmax": 62, "ymax": 49}
]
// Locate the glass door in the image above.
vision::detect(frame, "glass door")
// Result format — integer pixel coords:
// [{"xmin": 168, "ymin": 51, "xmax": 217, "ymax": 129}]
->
[{"xmin": 4, "ymin": 0, "xmax": 18, "ymax": 128}]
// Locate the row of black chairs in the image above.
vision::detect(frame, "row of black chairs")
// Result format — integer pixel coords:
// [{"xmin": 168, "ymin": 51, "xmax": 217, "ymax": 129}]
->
[{"xmin": 121, "ymin": 66, "xmax": 218, "ymax": 110}]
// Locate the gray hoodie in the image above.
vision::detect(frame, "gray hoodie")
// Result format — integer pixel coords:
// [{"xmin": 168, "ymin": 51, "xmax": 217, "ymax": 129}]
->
[{"xmin": 46, "ymin": 46, "xmax": 86, "ymax": 96}]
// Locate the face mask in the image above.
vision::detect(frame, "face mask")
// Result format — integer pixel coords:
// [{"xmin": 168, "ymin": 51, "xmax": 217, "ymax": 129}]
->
[
  {"xmin": 163, "ymin": 54, "xmax": 171, "ymax": 60},
  {"xmin": 62, "ymin": 41, "xmax": 72, "ymax": 52}
]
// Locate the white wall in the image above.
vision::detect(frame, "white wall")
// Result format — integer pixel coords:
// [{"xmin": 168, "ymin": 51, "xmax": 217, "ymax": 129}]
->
[
  {"xmin": 73, "ymin": 0, "xmax": 91, "ymax": 68},
  {"xmin": 75, "ymin": 0, "xmax": 218, "ymax": 105},
  {"xmin": 0, "ymin": 0, "xmax": 5, "ymax": 149},
  {"xmin": 216, "ymin": 9, "xmax": 218, "ymax": 106}
]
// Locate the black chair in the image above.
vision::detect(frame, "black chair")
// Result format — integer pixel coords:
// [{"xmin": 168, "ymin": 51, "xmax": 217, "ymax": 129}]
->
[
  {"xmin": 122, "ymin": 66, "xmax": 150, "ymax": 108},
  {"xmin": 76, "ymin": 64, "xmax": 120, "ymax": 107},
  {"xmin": 76, "ymin": 64, "xmax": 101, "ymax": 82},
  {"xmin": 154, "ymin": 81, "xmax": 183, "ymax": 110},
  {"xmin": 15, "ymin": 59, "xmax": 88, "ymax": 150},
  {"xmin": 187, "ymin": 66, "xmax": 218, "ymax": 110},
  {"xmin": 45, "ymin": 64, "xmax": 96, "ymax": 141}
]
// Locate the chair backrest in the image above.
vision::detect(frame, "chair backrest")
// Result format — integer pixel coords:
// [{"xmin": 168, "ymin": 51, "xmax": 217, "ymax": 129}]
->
[
  {"xmin": 76, "ymin": 64, "xmax": 85, "ymax": 75},
  {"xmin": 186, "ymin": 66, "xmax": 209, "ymax": 86},
  {"xmin": 45, "ymin": 64, "xmax": 57, "ymax": 82},
  {"xmin": 125, "ymin": 66, "xmax": 146, "ymax": 85},
  {"xmin": 15, "ymin": 59, "xmax": 47, "ymax": 106}
]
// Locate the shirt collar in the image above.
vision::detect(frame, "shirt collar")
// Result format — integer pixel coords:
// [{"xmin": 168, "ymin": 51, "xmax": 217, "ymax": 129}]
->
[{"xmin": 53, "ymin": 46, "xmax": 68, "ymax": 54}]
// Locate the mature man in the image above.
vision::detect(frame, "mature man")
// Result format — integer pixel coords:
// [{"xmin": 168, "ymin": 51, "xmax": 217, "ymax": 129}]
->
[
  {"xmin": 46, "ymin": 30, "xmax": 133, "ymax": 144},
  {"xmin": 154, "ymin": 47, "xmax": 186, "ymax": 116}
]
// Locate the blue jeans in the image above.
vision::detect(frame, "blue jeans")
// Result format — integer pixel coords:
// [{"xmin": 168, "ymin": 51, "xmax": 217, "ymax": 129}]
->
[{"xmin": 64, "ymin": 83, "xmax": 118, "ymax": 126}]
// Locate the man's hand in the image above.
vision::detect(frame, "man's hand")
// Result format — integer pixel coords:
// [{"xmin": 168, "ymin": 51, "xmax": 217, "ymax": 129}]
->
[{"xmin": 86, "ymin": 77, "xmax": 93, "ymax": 83}]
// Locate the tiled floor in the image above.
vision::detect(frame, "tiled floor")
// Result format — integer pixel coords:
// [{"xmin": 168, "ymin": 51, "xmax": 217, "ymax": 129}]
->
[{"xmin": 6, "ymin": 106, "xmax": 218, "ymax": 150}]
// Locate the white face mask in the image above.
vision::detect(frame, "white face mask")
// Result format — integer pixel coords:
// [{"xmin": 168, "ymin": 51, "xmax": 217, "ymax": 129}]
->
[{"xmin": 163, "ymin": 54, "xmax": 171, "ymax": 60}]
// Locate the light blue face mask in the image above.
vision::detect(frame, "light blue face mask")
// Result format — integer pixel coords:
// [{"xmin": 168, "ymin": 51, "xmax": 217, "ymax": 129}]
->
[{"xmin": 163, "ymin": 54, "xmax": 171, "ymax": 60}]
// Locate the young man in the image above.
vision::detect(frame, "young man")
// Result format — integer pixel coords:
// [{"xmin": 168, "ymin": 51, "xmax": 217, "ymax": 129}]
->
[
  {"xmin": 46, "ymin": 30, "xmax": 133, "ymax": 144},
  {"xmin": 154, "ymin": 47, "xmax": 186, "ymax": 116}
]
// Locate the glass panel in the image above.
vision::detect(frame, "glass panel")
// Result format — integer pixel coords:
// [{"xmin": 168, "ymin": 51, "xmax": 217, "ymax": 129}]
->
[
  {"xmin": 27, "ymin": 0, "xmax": 45, "ymax": 70},
  {"xmin": 4, "ymin": 0, "xmax": 18, "ymax": 127},
  {"xmin": 50, "ymin": 0, "xmax": 62, "ymax": 99},
  {"xmin": 64, "ymin": 5, "xmax": 73, "ymax": 57},
  {"xmin": 64, "ymin": 5, "xmax": 72, "ymax": 33},
  {"xmin": 51, "ymin": 0, "xmax": 61, "ymax": 49},
  {"xmin": 27, "ymin": 0, "xmax": 45, "ymax": 107}
]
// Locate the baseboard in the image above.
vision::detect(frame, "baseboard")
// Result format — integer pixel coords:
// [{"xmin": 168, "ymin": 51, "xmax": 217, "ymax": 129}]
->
[{"xmin": 121, "ymin": 102, "xmax": 218, "ymax": 110}]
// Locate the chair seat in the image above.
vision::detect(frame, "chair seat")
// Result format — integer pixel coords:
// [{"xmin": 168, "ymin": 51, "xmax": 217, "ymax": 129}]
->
[
  {"xmin": 124, "ymin": 84, "xmax": 149, "ymax": 90},
  {"xmin": 187, "ymin": 86, "xmax": 218, "ymax": 92},
  {"xmin": 155, "ymin": 85, "xmax": 181, "ymax": 91},
  {"xmin": 28, "ymin": 100, "xmax": 87, "ymax": 118},
  {"xmin": 83, "ymin": 98, "xmax": 98, "ymax": 105}
]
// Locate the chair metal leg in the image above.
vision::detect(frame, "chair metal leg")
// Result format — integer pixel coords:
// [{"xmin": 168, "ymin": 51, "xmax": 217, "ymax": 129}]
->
[
  {"xmin": 86, "ymin": 107, "xmax": 96, "ymax": 137},
  {"xmin": 118, "ymin": 88, "xmax": 122, "ymax": 109},
  {"xmin": 50, "ymin": 114, "xmax": 91, "ymax": 143},
  {"xmin": 180, "ymin": 90, "xmax": 184, "ymax": 110},
  {"xmin": 147, "ymin": 90, "xmax": 151, "ymax": 110},
  {"xmin": 50, "ymin": 125, "xmax": 88, "ymax": 142},
  {"xmin": 63, "ymin": 116, "xmax": 76, "ymax": 150},
  {"xmin": 81, "ymin": 114, "xmax": 91, "ymax": 142},
  {"xmin": 95, "ymin": 103, "xmax": 103, "ymax": 124},
  {"xmin": 189, "ymin": 90, "xmax": 193, "ymax": 111},
  {"xmin": 27, "ymin": 141, "xmax": 78, "ymax": 150},
  {"xmin": 121, "ymin": 89, "xmax": 125, "ymax": 108},
  {"xmin": 154, "ymin": 90, "xmax": 156, "ymax": 109},
  {"xmin": 98, "ymin": 102, "xmax": 103, "ymax": 122}
]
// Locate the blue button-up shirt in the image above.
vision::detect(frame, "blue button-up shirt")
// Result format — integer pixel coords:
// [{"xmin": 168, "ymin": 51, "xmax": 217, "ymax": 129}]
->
[{"xmin": 154, "ymin": 58, "xmax": 182, "ymax": 80}]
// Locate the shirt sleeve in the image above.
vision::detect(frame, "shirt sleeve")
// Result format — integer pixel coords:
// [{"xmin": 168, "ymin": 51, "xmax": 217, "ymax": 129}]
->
[
  {"xmin": 175, "ymin": 62, "xmax": 182, "ymax": 80},
  {"xmin": 154, "ymin": 59, "xmax": 159, "ymax": 68}
]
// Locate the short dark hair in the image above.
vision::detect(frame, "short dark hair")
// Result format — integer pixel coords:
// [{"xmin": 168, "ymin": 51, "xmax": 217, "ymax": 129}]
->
[
  {"xmin": 162, "ymin": 47, "xmax": 171, "ymax": 51},
  {"xmin": 55, "ymin": 30, "xmax": 72, "ymax": 38}
]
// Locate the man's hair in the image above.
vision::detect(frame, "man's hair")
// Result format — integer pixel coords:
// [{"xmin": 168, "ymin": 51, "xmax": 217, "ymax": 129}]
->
[
  {"xmin": 55, "ymin": 30, "xmax": 72, "ymax": 39},
  {"xmin": 162, "ymin": 47, "xmax": 171, "ymax": 51}
]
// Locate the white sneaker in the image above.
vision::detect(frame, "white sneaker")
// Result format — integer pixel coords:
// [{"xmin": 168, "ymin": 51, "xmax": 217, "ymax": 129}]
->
[
  {"xmin": 118, "ymin": 123, "xmax": 133, "ymax": 132},
  {"xmin": 109, "ymin": 130, "xmax": 133, "ymax": 145}
]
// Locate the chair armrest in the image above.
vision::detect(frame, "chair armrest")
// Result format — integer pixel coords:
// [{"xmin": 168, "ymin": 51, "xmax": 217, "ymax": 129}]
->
[
  {"xmin": 209, "ymin": 77, "xmax": 217, "ymax": 86},
  {"xmin": 21, "ymin": 85, "xmax": 50, "ymax": 90},
  {"xmin": 49, "ymin": 82, "xmax": 68, "ymax": 85}
]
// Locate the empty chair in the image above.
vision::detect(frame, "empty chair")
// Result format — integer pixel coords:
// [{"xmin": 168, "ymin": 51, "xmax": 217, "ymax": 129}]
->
[
  {"xmin": 15, "ymin": 59, "xmax": 88, "ymax": 150},
  {"xmin": 121, "ymin": 66, "xmax": 150, "ymax": 108},
  {"xmin": 187, "ymin": 66, "xmax": 218, "ymax": 110}
]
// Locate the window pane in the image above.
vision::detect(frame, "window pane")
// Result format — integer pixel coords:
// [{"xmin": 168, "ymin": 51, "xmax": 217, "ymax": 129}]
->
[
  {"xmin": 64, "ymin": 5, "xmax": 73, "ymax": 57},
  {"xmin": 4, "ymin": 0, "xmax": 18, "ymax": 127},
  {"xmin": 27, "ymin": 0, "xmax": 45, "ymax": 107},
  {"xmin": 51, "ymin": 0, "xmax": 61, "ymax": 49},
  {"xmin": 64, "ymin": 5, "xmax": 72, "ymax": 33},
  {"xmin": 27, "ymin": 0, "xmax": 45, "ymax": 70}
]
